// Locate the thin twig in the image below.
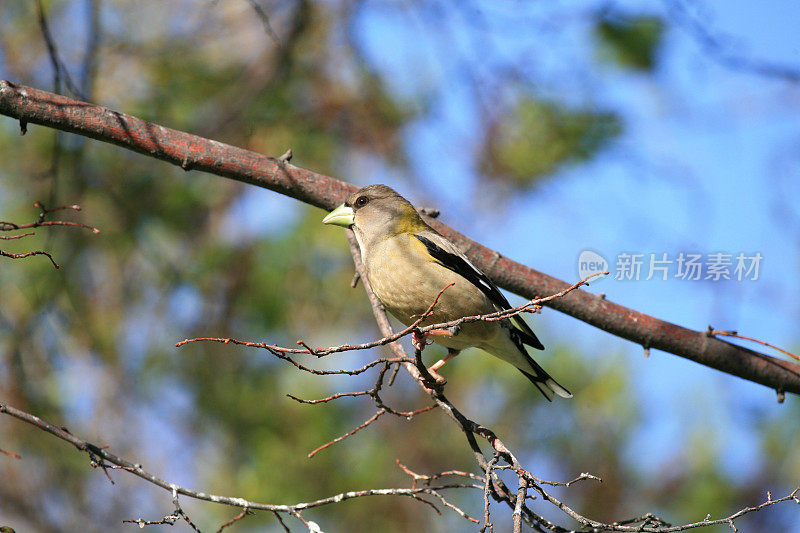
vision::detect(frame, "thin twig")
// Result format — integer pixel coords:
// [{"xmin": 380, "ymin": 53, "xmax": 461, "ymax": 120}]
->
[
  {"xmin": 215, "ymin": 507, "xmax": 253, "ymax": 533},
  {"xmin": 397, "ymin": 459, "xmax": 484, "ymax": 488},
  {"xmin": 273, "ymin": 510, "xmax": 291, "ymax": 532},
  {"xmin": 480, "ymin": 455, "xmax": 500, "ymax": 533},
  {"xmin": 0, "ymin": 401, "xmax": 480, "ymax": 519},
  {"xmin": 36, "ymin": 0, "xmax": 85, "ymax": 98},
  {"xmin": 709, "ymin": 327, "xmax": 799, "ymax": 361},
  {"xmin": 1, "ymin": 202, "xmax": 98, "ymax": 269},
  {"xmin": 246, "ymin": 0, "xmax": 283, "ymax": 48},
  {"xmin": 176, "ymin": 271, "xmax": 605, "ymax": 360},
  {"xmin": 0, "ymin": 231, "xmax": 35, "ymax": 240},
  {"xmin": 512, "ymin": 476, "xmax": 528, "ymax": 533},
  {"xmin": 0, "ymin": 249, "xmax": 59, "ymax": 269},
  {"xmin": 0, "ymin": 447, "xmax": 21, "ymax": 459},
  {"xmin": 307, "ymin": 409, "xmax": 386, "ymax": 458}
]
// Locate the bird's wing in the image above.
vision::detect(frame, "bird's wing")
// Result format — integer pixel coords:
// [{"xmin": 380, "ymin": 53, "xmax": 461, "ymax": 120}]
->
[{"xmin": 412, "ymin": 232, "xmax": 544, "ymax": 350}]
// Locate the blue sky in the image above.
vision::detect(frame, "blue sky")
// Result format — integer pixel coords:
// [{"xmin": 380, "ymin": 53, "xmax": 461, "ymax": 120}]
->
[
  {"xmin": 223, "ymin": 4, "xmax": 800, "ymax": 497},
  {"xmin": 334, "ymin": 0, "xmax": 800, "ymax": 498},
  {"xmin": 228, "ymin": 0, "xmax": 800, "ymax": 416},
  {"xmin": 342, "ymin": 0, "xmax": 800, "ymax": 350}
]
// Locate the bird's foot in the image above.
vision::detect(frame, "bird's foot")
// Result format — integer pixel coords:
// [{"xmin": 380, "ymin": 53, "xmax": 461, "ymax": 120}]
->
[
  {"xmin": 426, "ymin": 365, "xmax": 447, "ymax": 389},
  {"xmin": 421, "ymin": 349, "xmax": 460, "ymax": 388},
  {"xmin": 412, "ymin": 330, "xmax": 431, "ymax": 351},
  {"xmin": 421, "ymin": 368, "xmax": 447, "ymax": 390},
  {"xmin": 412, "ymin": 327, "xmax": 460, "ymax": 351},
  {"xmin": 426, "ymin": 327, "xmax": 458, "ymax": 337}
]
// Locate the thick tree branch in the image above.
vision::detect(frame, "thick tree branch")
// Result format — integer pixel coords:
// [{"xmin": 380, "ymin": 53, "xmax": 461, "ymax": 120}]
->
[{"xmin": 1, "ymin": 79, "xmax": 798, "ymax": 396}]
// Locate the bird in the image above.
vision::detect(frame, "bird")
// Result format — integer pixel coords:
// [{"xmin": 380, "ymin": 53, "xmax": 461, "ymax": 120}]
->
[{"xmin": 322, "ymin": 184, "xmax": 571, "ymax": 401}]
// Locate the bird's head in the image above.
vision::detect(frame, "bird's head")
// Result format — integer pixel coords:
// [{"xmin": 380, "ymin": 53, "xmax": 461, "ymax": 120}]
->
[{"xmin": 323, "ymin": 185, "xmax": 430, "ymax": 249}]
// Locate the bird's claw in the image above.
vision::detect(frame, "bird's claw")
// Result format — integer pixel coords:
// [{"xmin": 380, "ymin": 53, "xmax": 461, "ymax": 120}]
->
[
  {"xmin": 412, "ymin": 330, "xmax": 431, "ymax": 350},
  {"xmin": 421, "ymin": 368, "xmax": 447, "ymax": 389}
]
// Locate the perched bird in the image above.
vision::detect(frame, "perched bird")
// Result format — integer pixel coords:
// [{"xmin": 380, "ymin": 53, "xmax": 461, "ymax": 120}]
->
[{"xmin": 322, "ymin": 184, "xmax": 571, "ymax": 401}]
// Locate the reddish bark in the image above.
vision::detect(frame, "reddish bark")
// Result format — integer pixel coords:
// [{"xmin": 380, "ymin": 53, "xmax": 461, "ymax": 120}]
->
[{"xmin": 1, "ymin": 79, "xmax": 797, "ymax": 396}]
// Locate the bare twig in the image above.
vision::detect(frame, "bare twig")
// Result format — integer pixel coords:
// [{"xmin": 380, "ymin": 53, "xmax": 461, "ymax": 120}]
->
[
  {"xmin": 709, "ymin": 326, "xmax": 799, "ymax": 361},
  {"xmin": 272, "ymin": 510, "xmax": 291, "ymax": 532},
  {"xmin": 513, "ymin": 468, "xmax": 603, "ymax": 487},
  {"xmin": 176, "ymin": 258, "xmax": 599, "ymax": 526},
  {"xmin": 0, "ymin": 447, "xmax": 21, "ymax": 459},
  {"xmin": 246, "ymin": 0, "xmax": 283, "ymax": 48},
  {"xmin": 176, "ymin": 271, "xmax": 605, "ymax": 361},
  {"xmin": 36, "ymin": 0, "xmax": 85, "ymax": 99},
  {"xmin": 216, "ymin": 507, "xmax": 253, "ymax": 533},
  {"xmin": 397, "ymin": 459, "xmax": 484, "ymax": 488},
  {"xmin": 0, "ymin": 231, "xmax": 35, "ymax": 240},
  {"xmin": 512, "ymin": 476, "xmax": 528, "ymax": 533},
  {"xmin": 0, "ymin": 399, "xmax": 480, "ymax": 526},
  {"xmin": 480, "ymin": 454, "xmax": 500, "ymax": 533},
  {"xmin": 1, "ymin": 201, "xmax": 99, "ymax": 269},
  {"xmin": 307, "ymin": 408, "xmax": 386, "ymax": 458},
  {"xmin": 0, "ymin": 249, "xmax": 59, "ymax": 269}
]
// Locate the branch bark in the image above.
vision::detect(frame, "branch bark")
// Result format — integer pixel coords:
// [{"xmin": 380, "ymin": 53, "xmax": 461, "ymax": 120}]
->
[{"xmin": 1, "ymin": 79, "xmax": 798, "ymax": 396}]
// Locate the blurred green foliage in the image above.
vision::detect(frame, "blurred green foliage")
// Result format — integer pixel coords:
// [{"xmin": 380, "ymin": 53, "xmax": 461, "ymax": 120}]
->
[
  {"xmin": 594, "ymin": 13, "xmax": 665, "ymax": 71},
  {"xmin": 481, "ymin": 97, "xmax": 622, "ymax": 186},
  {"xmin": 0, "ymin": 2, "xmax": 797, "ymax": 532}
]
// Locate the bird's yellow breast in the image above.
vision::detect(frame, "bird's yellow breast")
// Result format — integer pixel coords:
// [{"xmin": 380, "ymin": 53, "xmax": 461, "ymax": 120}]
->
[{"xmin": 364, "ymin": 234, "xmax": 497, "ymax": 345}]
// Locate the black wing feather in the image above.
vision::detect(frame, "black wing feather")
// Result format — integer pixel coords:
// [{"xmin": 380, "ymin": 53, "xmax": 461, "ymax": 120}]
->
[{"xmin": 413, "ymin": 234, "xmax": 544, "ymax": 350}]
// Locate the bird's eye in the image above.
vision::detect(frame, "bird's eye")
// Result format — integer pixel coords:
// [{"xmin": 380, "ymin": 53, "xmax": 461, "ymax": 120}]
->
[{"xmin": 354, "ymin": 195, "xmax": 369, "ymax": 208}]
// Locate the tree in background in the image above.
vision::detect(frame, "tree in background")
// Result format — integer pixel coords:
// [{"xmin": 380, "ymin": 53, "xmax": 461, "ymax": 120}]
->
[{"xmin": 1, "ymin": 1, "xmax": 799, "ymax": 531}]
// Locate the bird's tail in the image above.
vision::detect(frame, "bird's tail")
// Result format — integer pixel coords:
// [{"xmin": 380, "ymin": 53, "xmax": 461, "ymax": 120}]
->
[
  {"xmin": 485, "ymin": 329, "xmax": 572, "ymax": 401},
  {"xmin": 519, "ymin": 364, "xmax": 572, "ymax": 402}
]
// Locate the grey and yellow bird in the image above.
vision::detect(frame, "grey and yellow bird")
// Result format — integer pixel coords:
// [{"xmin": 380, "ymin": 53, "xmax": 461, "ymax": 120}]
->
[{"xmin": 322, "ymin": 184, "xmax": 571, "ymax": 401}]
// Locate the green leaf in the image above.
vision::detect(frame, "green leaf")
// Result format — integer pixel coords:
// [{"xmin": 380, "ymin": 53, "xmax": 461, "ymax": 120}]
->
[
  {"xmin": 481, "ymin": 97, "xmax": 622, "ymax": 187},
  {"xmin": 594, "ymin": 13, "xmax": 665, "ymax": 71}
]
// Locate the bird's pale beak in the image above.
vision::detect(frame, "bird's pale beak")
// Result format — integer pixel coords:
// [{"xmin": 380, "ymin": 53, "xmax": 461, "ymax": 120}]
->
[{"xmin": 322, "ymin": 203, "xmax": 355, "ymax": 227}]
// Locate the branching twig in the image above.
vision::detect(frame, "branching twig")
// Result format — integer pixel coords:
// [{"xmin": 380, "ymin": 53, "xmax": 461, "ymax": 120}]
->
[
  {"xmin": 176, "ymin": 271, "xmax": 606, "ymax": 361},
  {"xmin": 123, "ymin": 488, "xmax": 200, "ymax": 531},
  {"xmin": 0, "ymin": 400, "xmax": 480, "ymax": 528},
  {"xmin": 397, "ymin": 459, "xmax": 485, "ymax": 488},
  {"xmin": 0, "ymin": 201, "xmax": 99, "ymax": 269}
]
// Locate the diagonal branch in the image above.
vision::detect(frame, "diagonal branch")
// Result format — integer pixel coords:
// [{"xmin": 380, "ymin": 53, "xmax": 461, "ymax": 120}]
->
[{"xmin": 0, "ymin": 79, "xmax": 798, "ymax": 396}]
